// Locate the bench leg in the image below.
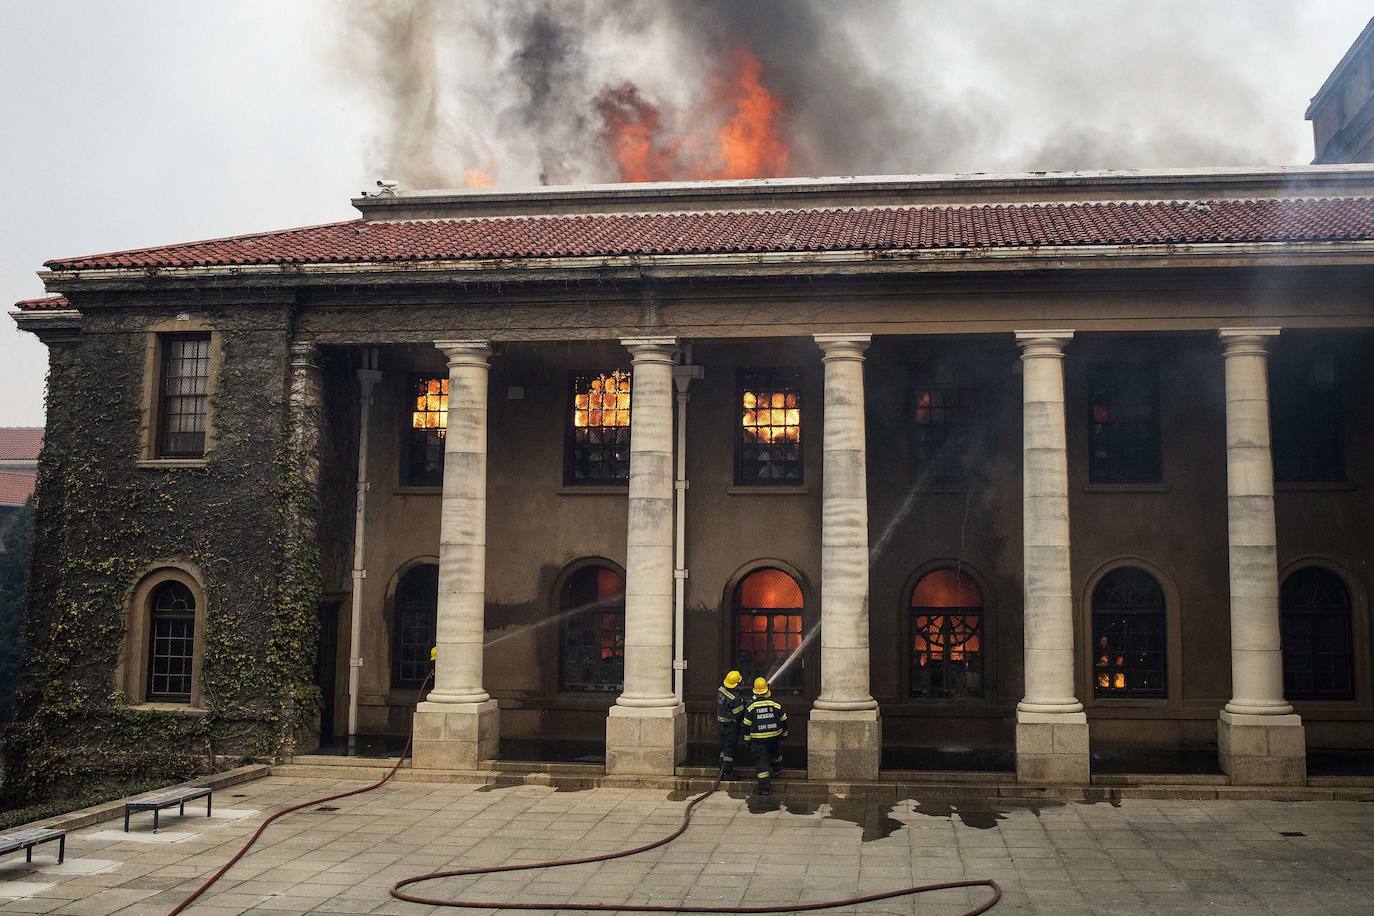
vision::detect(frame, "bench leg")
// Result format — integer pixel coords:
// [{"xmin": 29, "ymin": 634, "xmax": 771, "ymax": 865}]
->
[
  {"xmin": 25, "ymin": 846, "xmax": 31, "ymax": 863},
  {"xmin": 58, "ymin": 835, "xmax": 65, "ymax": 865},
  {"xmin": 206, "ymin": 795, "xmax": 212, "ymax": 818},
  {"xmin": 179, "ymin": 801, "xmax": 185, "ymax": 817},
  {"xmin": 124, "ymin": 809, "xmax": 130, "ymax": 832},
  {"xmin": 153, "ymin": 809, "xmax": 159, "ymax": 834}
]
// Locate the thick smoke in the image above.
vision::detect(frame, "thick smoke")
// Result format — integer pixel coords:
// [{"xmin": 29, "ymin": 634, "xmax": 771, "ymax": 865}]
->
[{"xmin": 335, "ymin": 0, "xmax": 1322, "ymax": 190}]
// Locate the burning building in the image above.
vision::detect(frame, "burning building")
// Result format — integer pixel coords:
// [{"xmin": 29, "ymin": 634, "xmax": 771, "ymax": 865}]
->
[{"xmin": 8, "ymin": 163, "xmax": 1374, "ymax": 800}]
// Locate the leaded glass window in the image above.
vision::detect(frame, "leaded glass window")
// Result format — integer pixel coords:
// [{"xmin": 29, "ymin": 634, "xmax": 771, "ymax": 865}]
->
[
  {"xmin": 737, "ymin": 370, "xmax": 802, "ymax": 485},
  {"xmin": 567, "ymin": 370, "xmax": 631, "ymax": 485},
  {"xmin": 1281, "ymin": 567, "xmax": 1353, "ymax": 700},
  {"xmin": 406, "ymin": 376, "xmax": 448, "ymax": 486},
  {"xmin": 910, "ymin": 569, "xmax": 983, "ymax": 698},
  {"xmin": 158, "ymin": 335, "xmax": 211, "ymax": 457},
  {"xmin": 1088, "ymin": 363, "xmax": 1161, "ymax": 484},
  {"xmin": 392, "ymin": 564, "xmax": 438, "ymax": 688},
  {"xmin": 912, "ymin": 362, "xmax": 979, "ymax": 484},
  {"xmin": 1271, "ymin": 353, "xmax": 1343, "ymax": 483},
  {"xmin": 147, "ymin": 581, "xmax": 195, "ymax": 702},
  {"xmin": 733, "ymin": 569, "xmax": 805, "ymax": 694},
  {"xmin": 1093, "ymin": 567, "xmax": 1166, "ymax": 698},
  {"xmin": 560, "ymin": 565, "xmax": 626, "ymax": 692}
]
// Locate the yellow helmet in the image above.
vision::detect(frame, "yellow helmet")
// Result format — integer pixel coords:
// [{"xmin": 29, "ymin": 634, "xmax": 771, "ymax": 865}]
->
[
  {"xmin": 752, "ymin": 677, "xmax": 770, "ymax": 696},
  {"xmin": 429, "ymin": 646, "xmax": 437, "ymax": 662},
  {"xmin": 723, "ymin": 670, "xmax": 742, "ymax": 689}
]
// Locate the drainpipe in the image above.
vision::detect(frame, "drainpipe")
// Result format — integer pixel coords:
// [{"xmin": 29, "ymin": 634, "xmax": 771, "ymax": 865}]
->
[
  {"xmin": 671, "ymin": 346, "xmax": 704, "ymax": 701},
  {"xmin": 348, "ymin": 348, "xmax": 382, "ymax": 749}
]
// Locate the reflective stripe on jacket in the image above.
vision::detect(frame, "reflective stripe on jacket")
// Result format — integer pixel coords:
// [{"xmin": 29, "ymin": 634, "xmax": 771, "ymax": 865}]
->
[
  {"xmin": 741, "ymin": 697, "xmax": 788, "ymax": 740},
  {"xmin": 716, "ymin": 686, "xmax": 745, "ymax": 723}
]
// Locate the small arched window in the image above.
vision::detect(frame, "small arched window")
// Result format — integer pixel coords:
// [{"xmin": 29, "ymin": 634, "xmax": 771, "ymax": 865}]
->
[
  {"xmin": 560, "ymin": 565, "xmax": 626, "ymax": 692},
  {"xmin": 148, "ymin": 581, "xmax": 197, "ymax": 702},
  {"xmin": 910, "ymin": 569, "xmax": 983, "ymax": 698},
  {"xmin": 1281, "ymin": 567, "xmax": 1354, "ymax": 700},
  {"xmin": 392, "ymin": 564, "xmax": 439, "ymax": 689},
  {"xmin": 1092, "ymin": 567, "xmax": 1166, "ymax": 698},
  {"xmin": 732, "ymin": 568, "xmax": 805, "ymax": 694}
]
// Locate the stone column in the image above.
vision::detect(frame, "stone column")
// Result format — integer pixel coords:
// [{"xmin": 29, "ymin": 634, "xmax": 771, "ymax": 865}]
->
[
  {"xmin": 1014, "ymin": 330, "xmax": 1088, "ymax": 784},
  {"xmin": 1217, "ymin": 328, "xmax": 1305, "ymax": 784},
  {"xmin": 809, "ymin": 333, "xmax": 881, "ymax": 781},
  {"xmin": 284, "ymin": 341, "xmax": 325, "ymax": 752},
  {"xmin": 606, "ymin": 337, "xmax": 686, "ymax": 774},
  {"xmin": 413, "ymin": 340, "xmax": 499, "ymax": 769}
]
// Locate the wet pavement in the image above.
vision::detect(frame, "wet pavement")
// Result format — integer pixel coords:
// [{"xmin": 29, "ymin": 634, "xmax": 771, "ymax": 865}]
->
[{"xmin": 1, "ymin": 774, "xmax": 1373, "ymax": 914}]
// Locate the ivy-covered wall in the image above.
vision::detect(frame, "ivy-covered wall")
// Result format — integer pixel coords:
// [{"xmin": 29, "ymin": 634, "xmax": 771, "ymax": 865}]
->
[{"xmin": 2, "ymin": 300, "xmax": 324, "ymax": 806}]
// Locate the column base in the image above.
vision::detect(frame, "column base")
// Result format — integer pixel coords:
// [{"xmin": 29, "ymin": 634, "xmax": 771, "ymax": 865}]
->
[
  {"xmin": 1218, "ymin": 710, "xmax": 1306, "ymax": 785},
  {"xmin": 412, "ymin": 699, "xmax": 500, "ymax": 769},
  {"xmin": 1016, "ymin": 710, "xmax": 1089, "ymax": 785},
  {"xmin": 605, "ymin": 703, "xmax": 686, "ymax": 775},
  {"xmin": 807, "ymin": 708, "xmax": 881, "ymax": 781}
]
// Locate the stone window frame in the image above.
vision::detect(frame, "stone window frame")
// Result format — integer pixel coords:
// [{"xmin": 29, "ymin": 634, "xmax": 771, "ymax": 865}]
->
[
  {"xmin": 137, "ymin": 319, "xmax": 222, "ymax": 467},
  {"xmin": 387, "ymin": 559, "xmax": 440, "ymax": 692},
  {"xmin": 1278, "ymin": 557, "xmax": 1371, "ymax": 711},
  {"xmin": 720, "ymin": 559, "xmax": 817, "ymax": 699},
  {"xmin": 553, "ymin": 557, "xmax": 627, "ymax": 696},
  {"xmin": 117, "ymin": 563, "xmax": 208, "ymax": 710},
  {"xmin": 900, "ymin": 560, "xmax": 997, "ymax": 704},
  {"xmin": 1078, "ymin": 557, "xmax": 1184, "ymax": 711}
]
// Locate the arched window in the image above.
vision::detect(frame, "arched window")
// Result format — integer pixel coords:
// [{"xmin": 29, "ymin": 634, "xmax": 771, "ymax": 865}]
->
[
  {"xmin": 910, "ymin": 569, "xmax": 983, "ymax": 698},
  {"xmin": 392, "ymin": 564, "xmax": 438, "ymax": 689},
  {"xmin": 1281, "ymin": 567, "xmax": 1354, "ymax": 700},
  {"xmin": 560, "ymin": 565, "xmax": 626, "ymax": 692},
  {"xmin": 732, "ymin": 568, "xmax": 805, "ymax": 694},
  {"xmin": 147, "ymin": 581, "xmax": 196, "ymax": 702},
  {"xmin": 1092, "ymin": 567, "xmax": 1166, "ymax": 698}
]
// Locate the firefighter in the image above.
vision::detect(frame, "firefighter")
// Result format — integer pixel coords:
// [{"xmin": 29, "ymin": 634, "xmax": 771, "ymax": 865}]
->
[
  {"xmin": 716, "ymin": 670, "xmax": 746, "ymax": 779},
  {"xmin": 741, "ymin": 677, "xmax": 787, "ymax": 796}
]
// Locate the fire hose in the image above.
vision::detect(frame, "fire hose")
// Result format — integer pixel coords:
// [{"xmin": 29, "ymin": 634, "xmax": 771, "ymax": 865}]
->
[{"xmin": 170, "ymin": 671, "xmax": 1002, "ymax": 915}]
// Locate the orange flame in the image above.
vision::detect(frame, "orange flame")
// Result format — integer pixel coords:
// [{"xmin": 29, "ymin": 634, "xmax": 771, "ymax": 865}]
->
[
  {"xmin": 464, "ymin": 168, "xmax": 494, "ymax": 188},
  {"xmin": 596, "ymin": 49, "xmax": 790, "ymax": 182}
]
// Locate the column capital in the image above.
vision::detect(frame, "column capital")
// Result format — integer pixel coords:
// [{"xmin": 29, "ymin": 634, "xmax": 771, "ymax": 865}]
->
[
  {"xmin": 288, "ymin": 339, "xmax": 320, "ymax": 371},
  {"xmin": 1219, "ymin": 327, "xmax": 1280, "ymax": 358},
  {"xmin": 1015, "ymin": 330, "xmax": 1074, "ymax": 358},
  {"xmin": 435, "ymin": 339, "xmax": 492, "ymax": 368},
  {"xmin": 621, "ymin": 337, "xmax": 678, "ymax": 363},
  {"xmin": 814, "ymin": 333, "xmax": 871, "ymax": 360}
]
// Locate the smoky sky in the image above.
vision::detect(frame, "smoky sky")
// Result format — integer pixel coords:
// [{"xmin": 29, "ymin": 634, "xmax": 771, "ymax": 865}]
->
[{"xmin": 335, "ymin": 0, "xmax": 1340, "ymax": 189}]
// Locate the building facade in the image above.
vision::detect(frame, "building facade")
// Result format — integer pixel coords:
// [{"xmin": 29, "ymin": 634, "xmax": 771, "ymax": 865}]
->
[{"xmin": 9, "ymin": 167, "xmax": 1374, "ymax": 799}]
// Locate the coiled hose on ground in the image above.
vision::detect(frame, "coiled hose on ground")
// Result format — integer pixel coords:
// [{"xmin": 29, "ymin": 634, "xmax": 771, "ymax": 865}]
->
[{"xmin": 170, "ymin": 672, "xmax": 1002, "ymax": 915}]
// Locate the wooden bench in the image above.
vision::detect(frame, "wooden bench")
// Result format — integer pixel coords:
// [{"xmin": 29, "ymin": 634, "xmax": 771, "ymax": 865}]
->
[
  {"xmin": 123, "ymin": 786, "xmax": 212, "ymax": 833},
  {"xmin": 0, "ymin": 828, "xmax": 66, "ymax": 864}
]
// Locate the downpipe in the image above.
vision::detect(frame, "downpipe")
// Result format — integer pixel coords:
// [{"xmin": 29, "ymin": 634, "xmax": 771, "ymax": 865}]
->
[{"xmin": 671, "ymin": 346, "xmax": 703, "ymax": 701}]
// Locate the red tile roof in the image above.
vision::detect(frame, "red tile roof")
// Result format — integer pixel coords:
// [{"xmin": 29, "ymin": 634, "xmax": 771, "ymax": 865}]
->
[
  {"xmin": 0, "ymin": 472, "xmax": 36, "ymax": 507},
  {"xmin": 0, "ymin": 428, "xmax": 43, "ymax": 462},
  {"xmin": 13, "ymin": 295, "xmax": 70, "ymax": 311},
  {"xmin": 40, "ymin": 198, "xmax": 1374, "ymax": 271}
]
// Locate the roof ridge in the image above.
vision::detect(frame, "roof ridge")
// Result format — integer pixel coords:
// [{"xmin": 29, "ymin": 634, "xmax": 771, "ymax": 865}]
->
[{"xmin": 41, "ymin": 219, "xmax": 363, "ymax": 269}]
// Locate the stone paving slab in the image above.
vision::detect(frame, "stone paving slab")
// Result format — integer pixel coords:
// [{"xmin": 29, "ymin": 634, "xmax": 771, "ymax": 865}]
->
[{"xmin": 0, "ymin": 774, "xmax": 1371, "ymax": 914}]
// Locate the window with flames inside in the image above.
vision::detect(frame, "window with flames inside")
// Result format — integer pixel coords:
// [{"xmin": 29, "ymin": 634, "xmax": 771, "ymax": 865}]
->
[
  {"xmin": 561, "ymin": 566, "xmax": 626, "ymax": 692},
  {"xmin": 569, "ymin": 371, "xmax": 632, "ymax": 485},
  {"xmin": 408, "ymin": 376, "xmax": 448, "ymax": 486},
  {"xmin": 910, "ymin": 569, "xmax": 983, "ymax": 698},
  {"xmin": 738, "ymin": 371, "xmax": 802, "ymax": 485},
  {"xmin": 733, "ymin": 569, "xmax": 805, "ymax": 694},
  {"xmin": 1092, "ymin": 567, "xmax": 1166, "ymax": 698}
]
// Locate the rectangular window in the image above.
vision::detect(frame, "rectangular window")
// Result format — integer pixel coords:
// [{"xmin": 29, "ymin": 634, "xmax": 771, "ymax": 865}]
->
[
  {"xmin": 912, "ymin": 362, "xmax": 979, "ymax": 485},
  {"xmin": 733, "ymin": 612, "xmax": 804, "ymax": 694},
  {"xmin": 406, "ymin": 376, "xmax": 448, "ymax": 487},
  {"xmin": 1271, "ymin": 353, "xmax": 1343, "ymax": 483},
  {"xmin": 737, "ymin": 370, "xmax": 802, "ymax": 485},
  {"xmin": 1088, "ymin": 363, "xmax": 1161, "ymax": 484},
  {"xmin": 911, "ymin": 612, "xmax": 983, "ymax": 698},
  {"xmin": 157, "ymin": 335, "xmax": 211, "ymax": 457},
  {"xmin": 148, "ymin": 615, "xmax": 195, "ymax": 702},
  {"xmin": 562, "ymin": 610, "xmax": 626, "ymax": 692},
  {"xmin": 567, "ymin": 370, "xmax": 631, "ymax": 485}
]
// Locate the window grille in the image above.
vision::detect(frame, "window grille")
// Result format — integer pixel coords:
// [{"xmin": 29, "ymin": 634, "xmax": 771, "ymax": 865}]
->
[
  {"xmin": 1281, "ymin": 567, "xmax": 1354, "ymax": 700},
  {"xmin": 567, "ymin": 370, "xmax": 631, "ymax": 485},
  {"xmin": 1092, "ymin": 567, "xmax": 1167, "ymax": 698},
  {"xmin": 392, "ymin": 564, "xmax": 438, "ymax": 688},
  {"xmin": 912, "ymin": 362, "xmax": 979, "ymax": 484},
  {"xmin": 147, "ymin": 581, "xmax": 196, "ymax": 702},
  {"xmin": 560, "ymin": 565, "xmax": 626, "ymax": 692},
  {"xmin": 157, "ymin": 335, "xmax": 211, "ymax": 457},
  {"xmin": 737, "ymin": 370, "xmax": 802, "ymax": 485},
  {"xmin": 732, "ymin": 569, "xmax": 805, "ymax": 694},
  {"xmin": 910, "ymin": 569, "xmax": 983, "ymax": 698},
  {"xmin": 1271, "ymin": 353, "xmax": 1343, "ymax": 483},
  {"xmin": 406, "ymin": 376, "xmax": 448, "ymax": 486},
  {"xmin": 1088, "ymin": 363, "xmax": 1161, "ymax": 484}
]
